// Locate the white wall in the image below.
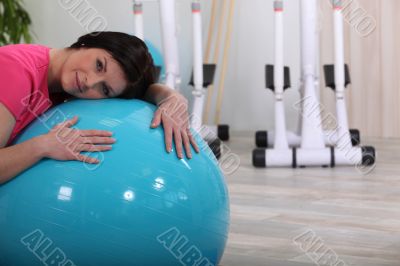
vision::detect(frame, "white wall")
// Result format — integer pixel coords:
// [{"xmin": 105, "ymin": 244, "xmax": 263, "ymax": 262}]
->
[
  {"xmin": 201, "ymin": 0, "xmax": 301, "ymax": 132},
  {"xmin": 24, "ymin": 0, "xmax": 303, "ymax": 132}
]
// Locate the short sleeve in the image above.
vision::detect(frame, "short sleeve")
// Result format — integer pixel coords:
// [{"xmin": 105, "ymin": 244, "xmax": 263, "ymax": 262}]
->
[{"xmin": 0, "ymin": 60, "xmax": 31, "ymax": 120}]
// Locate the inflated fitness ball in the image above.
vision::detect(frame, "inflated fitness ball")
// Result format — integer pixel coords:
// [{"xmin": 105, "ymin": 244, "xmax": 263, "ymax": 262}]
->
[{"xmin": 0, "ymin": 99, "xmax": 230, "ymax": 266}]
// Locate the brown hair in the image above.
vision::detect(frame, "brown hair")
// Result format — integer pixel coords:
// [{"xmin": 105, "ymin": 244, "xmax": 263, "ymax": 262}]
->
[{"xmin": 70, "ymin": 31, "xmax": 157, "ymax": 99}]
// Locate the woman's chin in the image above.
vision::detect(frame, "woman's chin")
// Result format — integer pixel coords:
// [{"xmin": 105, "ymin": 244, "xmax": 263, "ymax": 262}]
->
[
  {"xmin": 62, "ymin": 87, "xmax": 80, "ymax": 97},
  {"xmin": 64, "ymin": 91, "xmax": 76, "ymax": 97}
]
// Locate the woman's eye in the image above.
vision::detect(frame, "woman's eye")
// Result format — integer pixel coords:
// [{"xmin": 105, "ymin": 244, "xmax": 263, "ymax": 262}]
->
[
  {"xmin": 103, "ymin": 84, "xmax": 110, "ymax": 96},
  {"xmin": 96, "ymin": 59, "xmax": 103, "ymax": 72}
]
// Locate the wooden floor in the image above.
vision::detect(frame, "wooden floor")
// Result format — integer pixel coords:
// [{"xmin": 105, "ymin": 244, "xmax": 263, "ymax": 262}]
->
[{"xmin": 219, "ymin": 132, "xmax": 400, "ymax": 266}]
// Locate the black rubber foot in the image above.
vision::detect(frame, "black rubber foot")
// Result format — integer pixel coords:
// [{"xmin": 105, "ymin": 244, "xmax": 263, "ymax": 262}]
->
[
  {"xmin": 252, "ymin": 149, "xmax": 266, "ymax": 167},
  {"xmin": 218, "ymin": 125, "xmax": 229, "ymax": 141},
  {"xmin": 208, "ymin": 138, "xmax": 222, "ymax": 160},
  {"xmin": 255, "ymin": 131, "xmax": 268, "ymax": 148},
  {"xmin": 350, "ymin": 129, "xmax": 360, "ymax": 146},
  {"xmin": 361, "ymin": 146, "xmax": 376, "ymax": 166}
]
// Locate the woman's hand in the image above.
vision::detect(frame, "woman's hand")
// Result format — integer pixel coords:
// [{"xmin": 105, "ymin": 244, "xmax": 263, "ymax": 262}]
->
[
  {"xmin": 38, "ymin": 116, "xmax": 115, "ymax": 164},
  {"xmin": 150, "ymin": 92, "xmax": 199, "ymax": 159}
]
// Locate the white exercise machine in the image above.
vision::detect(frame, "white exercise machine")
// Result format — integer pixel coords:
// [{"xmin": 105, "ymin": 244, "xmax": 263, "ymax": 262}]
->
[
  {"xmin": 255, "ymin": 0, "xmax": 360, "ymax": 149},
  {"xmin": 253, "ymin": 0, "xmax": 375, "ymax": 168},
  {"xmin": 133, "ymin": 0, "xmax": 224, "ymax": 158},
  {"xmin": 188, "ymin": 1, "xmax": 225, "ymax": 157},
  {"xmin": 133, "ymin": 0, "xmax": 181, "ymax": 89}
]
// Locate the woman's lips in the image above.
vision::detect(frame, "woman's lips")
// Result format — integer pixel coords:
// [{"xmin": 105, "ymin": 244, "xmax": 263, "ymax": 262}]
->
[{"xmin": 76, "ymin": 72, "xmax": 83, "ymax": 93}]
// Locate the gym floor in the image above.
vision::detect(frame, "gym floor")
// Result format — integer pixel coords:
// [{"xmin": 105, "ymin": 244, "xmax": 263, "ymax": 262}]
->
[{"xmin": 219, "ymin": 132, "xmax": 400, "ymax": 266}]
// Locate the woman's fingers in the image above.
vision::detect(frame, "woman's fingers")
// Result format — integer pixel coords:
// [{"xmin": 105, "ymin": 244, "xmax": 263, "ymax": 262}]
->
[
  {"xmin": 159, "ymin": 111, "xmax": 199, "ymax": 159},
  {"xmin": 44, "ymin": 116, "xmax": 116, "ymax": 164},
  {"xmin": 181, "ymin": 130, "xmax": 192, "ymax": 159},
  {"xmin": 64, "ymin": 116, "xmax": 79, "ymax": 128},
  {"xmin": 53, "ymin": 118, "xmax": 113, "ymax": 138},
  {"xmin": 163, "ymin": 120, "xmax": 173, "ymax": 153},
  {"xmin": 152, "ymin": 98, "xmax": 201, "ymax": 158},
  {"xmin": 187, "ymin": 129, "xmax": 200, "ymax": 153},
  {"xmin": 81, "ymin": 136, "xmax": 116, "ymax": 144},
  {"xmin": 75, "ymin": 153, "xmax": 100, "ymax": 164},
  {"xmin": 151, "ymin": 108, "xmax": 163, "ymax": 128},
  {"xmin": 79, "ymin": 129, "xmax": 113, "ymax": 137},
  {"xmin": 56, "ymin": 127, "xmax": 77, "ymax": 140},
  {"xmin": 54, "ymin": 116, "xmax": 79, "ymax": 130},
  {"xmin": 56, "ymin": 129, "xmax": 115, "ymax": 145},
  {"xmin": 173, "ymin": 128, "xmax": 183, "ymax": 159},
  {"xmin": 75, "ymin": 144, "xmax": 112, "ymax": 152}
]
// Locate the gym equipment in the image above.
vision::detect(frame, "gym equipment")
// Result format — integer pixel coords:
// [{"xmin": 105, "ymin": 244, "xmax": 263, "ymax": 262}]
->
[
  {"xmin": 212, "ymin": 0, "xmax": 235, "ymax": 141},
  {"xmin": 0, "ymin": 99, "xmax": 230, "ymax": 266},
  {"xmin": 253, "ymin": 0, "xmax": 375, "ymax": 168},
  {"xmin": 158, "ymin": 0, "xmax": 181, "ymax": 90},
  {"xmin": 132, "ymin": 1, "xmax": 226, "ymax": 158},
  {"xmin": 200, "ymin": 0, "xmax": 232, "ymax": 142},
  {"xmin": 203, "ymin": 0, "xmax": 224, "ymax": 125},
  {"xmin": 187, "ymin": 0, "xmax": 230, "ymax": 143},
  {"xmin": 133, "ymin": 0, "xmax": 181, "ymax": 92},
  {"xmin": 133, "ymin": 1, "xmax": 231, "ymax": 156},
  {"xmin": 189, "ymin": 1, "xmax": 213, "ymax": 135},
  {"xmin": 133, "ymin": 1, "xmax": 164, "ymax": 81},
  {"xmin": 203, "ymin": 0, "xmax": 218, "ymax": 64},
  {"xmin": 254, "ymin": 0, "xmax": 360, "ymax": 149},
  {"xmin": 133, "ymin": 1, "xmax": 144, "ymax": 40},
  {"xmin": 255, "ymin": 129, "xmax": 360, "ymax": 148},
  {"xmin": 189, "ymin": 1, "xmax": 233, "ymax": 159}
]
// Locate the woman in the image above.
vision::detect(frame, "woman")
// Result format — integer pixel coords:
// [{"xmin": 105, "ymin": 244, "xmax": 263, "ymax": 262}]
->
[{"xmin": 0, "ymin": 31, "xmax": 198, "ymax": 184}]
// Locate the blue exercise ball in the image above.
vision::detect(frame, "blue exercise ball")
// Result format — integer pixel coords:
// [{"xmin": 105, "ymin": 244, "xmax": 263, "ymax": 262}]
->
[
  {"xmin": 0, "ymin": 99, "xmax": 230, "ymax": 266},
  {"xmin": 145, "ymin": 41, "xmax": 165, "ymax": 80}
]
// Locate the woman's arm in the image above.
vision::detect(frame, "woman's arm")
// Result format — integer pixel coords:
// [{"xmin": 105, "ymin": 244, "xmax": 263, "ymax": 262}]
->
[
  {"xmin": 0, "ymin": 103, "xmax": 115, "ymax": 184},
  {"xmin": 143, "ymin": 83, "xmax": 177, "ymax": 105},
  {"xmin": 0, "ymin": 103, "xmax": 45, "ymax": 183},
  {"xmin": 0, "ymin": 137, "xmax": 46, "ymax": 184},
  {"xmin": 144, "ymin": 83, "xmax": 199, "ymax": 159}
]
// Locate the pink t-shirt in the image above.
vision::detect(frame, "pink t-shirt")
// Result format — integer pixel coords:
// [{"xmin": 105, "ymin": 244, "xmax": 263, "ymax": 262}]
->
[{"xmin": 0, "ymin": 44, "xmax": 52, "ymax": 145}]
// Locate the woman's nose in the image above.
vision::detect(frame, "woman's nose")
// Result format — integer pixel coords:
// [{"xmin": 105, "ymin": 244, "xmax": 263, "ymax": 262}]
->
[{"xmin": 86, "ymin": 73, "xmax": 103, "ymax": 89}]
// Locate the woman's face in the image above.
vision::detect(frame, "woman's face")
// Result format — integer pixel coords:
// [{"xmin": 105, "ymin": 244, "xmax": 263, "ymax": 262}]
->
[{"xmin": 60, "ymin": 48, "xmax": 127, "ymax": 99}]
